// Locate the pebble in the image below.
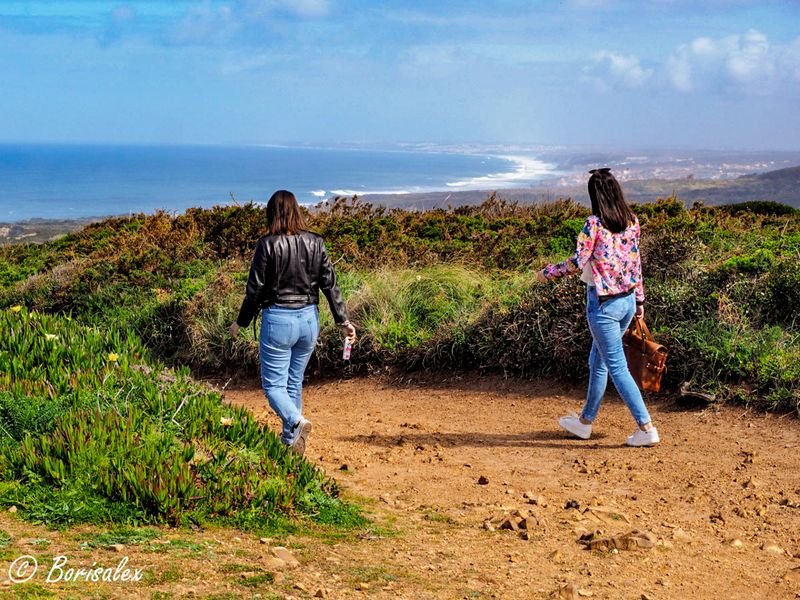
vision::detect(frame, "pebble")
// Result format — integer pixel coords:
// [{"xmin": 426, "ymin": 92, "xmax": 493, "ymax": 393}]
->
[
  {"xmin": 270, "ymin": 547, "xmax": 300, "ymax": 568},
  {"xmin": 477, "ymin": 475, "xmax": 490, "ymax": 485},
  {"xmin": 107, "ymin": 544, "xmax": 125, "ymax": 552},
  {"xmin": 7, "ymin": 506, "xmax": 17, "ymax": 514},
  {"xmin": 762, "ymin": 542, "xmax": 785, "ymax": 555}
]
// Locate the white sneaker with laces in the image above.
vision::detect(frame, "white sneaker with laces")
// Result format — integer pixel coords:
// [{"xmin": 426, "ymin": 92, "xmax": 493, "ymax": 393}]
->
[
  {"xmin": 627, "ymin": 426, "xmax": 660, "ymax": 447},
  {"xmin": 558, "ymin": 411, "xmax": 592, "ymax": 440},
  {"xmin": 289, "ymin": 417, "xmax": 313, "ymax": 456}
]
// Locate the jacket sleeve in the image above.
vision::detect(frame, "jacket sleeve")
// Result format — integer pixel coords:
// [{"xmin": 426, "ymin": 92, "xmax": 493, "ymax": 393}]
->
[
  {"xmin": 319, "ymin": 241, "xmax": 349, "ymax": 324},
  {"xmin": 235, "ymin": 240, "xmax": 269, "ymax": 328},
  {"xmin": 542, "ymin": 216, "xmax": 598, "ymax": 279},
  {"xmin": 634, "ymin": 219, "xmax": 645, "ymax": 305}
]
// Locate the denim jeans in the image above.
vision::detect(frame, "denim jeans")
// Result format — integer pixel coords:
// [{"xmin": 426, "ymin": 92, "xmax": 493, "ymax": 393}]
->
[
  {"xmin": 259, "ymin": 304, "xmax": 320, "ymax": 444},
  {"xmin": 581, "ymin": 286, "xmax": 652, "ymax": 426}
]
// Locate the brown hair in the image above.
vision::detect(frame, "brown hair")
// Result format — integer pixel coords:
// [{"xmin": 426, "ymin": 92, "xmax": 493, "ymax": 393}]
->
[
  {"xmin": 265, "ymin": 190, "xmax": 309, "ymax": 236},
  {"xmin": 588, "ymin": 168, "xmax": 635, "ymax": 233}
]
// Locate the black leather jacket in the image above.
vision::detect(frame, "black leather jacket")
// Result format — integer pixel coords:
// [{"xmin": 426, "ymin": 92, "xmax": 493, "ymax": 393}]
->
[{"xmin": 235, "ymin": 231, "xmax": 349, "ymax": 327}]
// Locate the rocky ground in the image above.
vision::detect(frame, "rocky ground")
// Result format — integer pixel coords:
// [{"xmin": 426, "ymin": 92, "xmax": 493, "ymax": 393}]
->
[{"xmin": 0, "ymin": 374, "xmax": 798, "ymax": 599}]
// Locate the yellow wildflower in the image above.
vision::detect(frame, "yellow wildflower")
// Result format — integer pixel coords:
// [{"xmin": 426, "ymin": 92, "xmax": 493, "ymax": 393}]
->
[
  {"xmin": 107, "ymin": 353, "xmax": 118, "ymax": 362},
  {"xmin": 44, "ymin": 333, "xmax": 58, "ymax": 341},
  {"xmin": 10, "ymin": 305, "xmax": 22, "ymax": 313}
]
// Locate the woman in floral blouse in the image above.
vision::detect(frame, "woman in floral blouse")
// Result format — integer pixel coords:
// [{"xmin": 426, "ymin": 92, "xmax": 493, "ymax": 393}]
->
[{"xmin": 537, "ymin": 168, "xmax": 659, "ymax": 447}]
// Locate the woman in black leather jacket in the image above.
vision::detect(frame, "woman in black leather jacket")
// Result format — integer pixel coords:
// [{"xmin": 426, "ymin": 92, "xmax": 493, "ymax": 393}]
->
[{"xmin": 230, "ymin": 190, "xmax": 356, "ymax": 455}]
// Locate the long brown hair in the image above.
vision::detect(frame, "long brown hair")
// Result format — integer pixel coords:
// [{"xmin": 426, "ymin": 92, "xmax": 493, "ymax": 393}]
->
[
  {"xmin": 588, "ymin": 168, "xmax": 635, "ymax": 233},
  {"xmin": 265, "ymin": 190, "xmax": 309, "ymax": 235}
]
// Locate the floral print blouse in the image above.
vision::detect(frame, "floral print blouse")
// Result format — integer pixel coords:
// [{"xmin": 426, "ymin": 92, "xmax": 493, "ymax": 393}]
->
[{"xmin": 542, "ymin": 214, "xmax": 645, "ymax": 303}]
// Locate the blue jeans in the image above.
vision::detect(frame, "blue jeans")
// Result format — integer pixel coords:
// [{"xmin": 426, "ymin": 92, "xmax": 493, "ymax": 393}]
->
[
  {"xmin": 581, "ymin": 287, "xmax": 652, "ymax": 426},
  {"xmin": 259, "ymin": 305, "xmax": 320, "ymax": 444}
]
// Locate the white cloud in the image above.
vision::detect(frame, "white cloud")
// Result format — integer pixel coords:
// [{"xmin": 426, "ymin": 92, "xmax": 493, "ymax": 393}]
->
[
  {"xmin": 241, "ymin": 0, "xmax": 331, "ymax": 20},
  {"xmin": 781, "ymin": 36, "xmax": 800, "ymax": 84},
  {"xmin": 666, "ymin": 29, "xmax": 780, "ymax": 94},
  {"xmin": 168, "ymin": 0, "xmax": 331, "ymax": 45},
  {"xmin": 584, "ymin": 51, "xmax": 653, "ymax": 91}
]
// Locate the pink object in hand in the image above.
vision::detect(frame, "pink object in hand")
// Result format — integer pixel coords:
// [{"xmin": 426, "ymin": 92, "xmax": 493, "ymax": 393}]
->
[{"xmin": 343, "ymin": 338, "xmax": 353, "ymax": 360}]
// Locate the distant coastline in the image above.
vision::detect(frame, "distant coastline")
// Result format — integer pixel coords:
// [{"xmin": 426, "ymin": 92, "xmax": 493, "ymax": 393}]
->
[{"xmin": 3, "ymin": 164, "xmax": 798, "ymax": 245}]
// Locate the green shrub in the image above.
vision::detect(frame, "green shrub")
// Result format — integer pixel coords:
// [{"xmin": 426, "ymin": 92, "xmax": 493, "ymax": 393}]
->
[{"xmin": 0, "ymin": 307, "xmax": 353, "ymax": 527}]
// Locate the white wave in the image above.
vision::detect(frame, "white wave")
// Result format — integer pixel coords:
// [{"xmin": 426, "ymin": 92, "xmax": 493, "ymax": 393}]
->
[
  {"xmin": 311, "ymin": 190, "xmax": 326, "ymax": 197},
  {"xmin": 445, "ymin": 155, "xmax": 556, "ymax": 189},
  {"xmin": 328, "ymin": 189, "xmax": 411, "ymax": 196}
]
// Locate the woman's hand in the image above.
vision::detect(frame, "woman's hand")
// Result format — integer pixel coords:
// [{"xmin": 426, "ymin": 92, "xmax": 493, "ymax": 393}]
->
[
  {"xmin": 229, "ymin": 322, "xmax": 240, "ymax": 337},
  {"xmin": 635, "ymin": 304, "xmax": 645, "ymax": 320},
  {"xmin": 340, "ymin": 320, "xmax": 357, "ymax": 343},
  {"xmin": 535, "ymin": 270, "xmax": 547, "ymax": 283}
]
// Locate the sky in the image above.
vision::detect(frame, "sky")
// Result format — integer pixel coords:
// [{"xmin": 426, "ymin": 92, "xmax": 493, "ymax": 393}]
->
[{"xmin": 0, "ymin": 0, "xmax": 798, "ymax": 150}]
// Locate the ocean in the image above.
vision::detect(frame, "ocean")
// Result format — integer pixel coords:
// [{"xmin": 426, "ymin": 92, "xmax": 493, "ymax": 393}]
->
[{"xmin": 0, "ymin": 144, "xmax": 554, "ymax": 222}]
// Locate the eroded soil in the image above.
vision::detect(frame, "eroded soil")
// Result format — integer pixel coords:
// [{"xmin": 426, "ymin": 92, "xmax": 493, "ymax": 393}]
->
[{"xmin": 1, "ymin": 375, "xmax": 799, "ymax": 599}]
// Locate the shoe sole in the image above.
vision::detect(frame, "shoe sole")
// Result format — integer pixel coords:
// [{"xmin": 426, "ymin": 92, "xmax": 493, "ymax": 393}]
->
[
  {"xmin": 559, "ymin": 419, "xmax": 591, "ymax": 440},
  {"xmin": 627, "ymin": 437, "xmax": 660, "ymax": 447},
  {"xmin": 291, "ymin": 420, "xmax": 313, "ymax": 456}
]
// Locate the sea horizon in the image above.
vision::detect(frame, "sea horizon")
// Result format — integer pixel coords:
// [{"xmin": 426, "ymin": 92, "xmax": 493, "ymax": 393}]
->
[{"xmin": 0, "ymin": 142, "xmax": 561, "ymax": 223}]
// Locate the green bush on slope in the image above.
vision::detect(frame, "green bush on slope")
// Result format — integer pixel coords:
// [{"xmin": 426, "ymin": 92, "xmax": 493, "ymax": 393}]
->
[
  {"xmin": 0, "ymin": 196, "xmax": 798, "ymax": 412},
  {"xmin": 0, "ymin": 307, "xmax": 358, "ymax": 527}
]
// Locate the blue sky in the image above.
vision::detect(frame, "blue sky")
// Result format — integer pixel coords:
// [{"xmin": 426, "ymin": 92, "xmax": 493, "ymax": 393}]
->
[{"xmin": 0, "ymin": 1, "xmax": 798, "ymax": 149}]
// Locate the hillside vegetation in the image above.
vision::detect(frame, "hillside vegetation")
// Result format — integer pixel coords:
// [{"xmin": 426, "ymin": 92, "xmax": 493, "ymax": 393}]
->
[{"xmin": 0, "ymin": 196, "xmax": 798, "ymax": 416}]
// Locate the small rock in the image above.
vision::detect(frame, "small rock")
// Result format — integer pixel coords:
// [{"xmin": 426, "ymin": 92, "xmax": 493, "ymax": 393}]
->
[
  {"xmin": 727, "ymin": 538, "xmax": 744, "ymax": 548},
  {"xmin": 271, "ymin": 547, "xmax": 300, "ymax": 568},
  {"xmin": 107, "ymin": 544, "xmax": 125, "ymax": 552},
  {"xmin": 548, "ymin": 549, "xmax": 563, "ymax": 562},
  {"xmin": 261, "ymin": 557, "xmax": 286, "ymax": 570},
  {"xmin": 7, "ymin": 506, "xmax": 17, "ymax": 514},
  {"xmin": 314, "ymin": 590, "xmax": 327, "ymax": 598},
  {"xmin": 477, "ymin": 475, "xmax": 490, "ymax": 485},
  {"xmin": 577, "ymin": 590, "xmax": 593, "ymax": 597},
  {"xmin": 671, "ymin": 528, "xmax": 691, "ymax": 542},
  {"xmin": 259, "ymin": 537, "xmax": 272, "ymax": 545},
  {"xmin": 339, "ymin": 464, "xmax": 349, "ymax": 471},
  {"xmin": 565, "ymin": 500, "xmax": 581, "ymax": 510},
  {"xmin": 294, "ymin": 583, "xmax": 308, "ymax": 592},
  {"xmin": 355, "ymin": 582, "xmax": 370, "ymax": 591},
  {"xmin": 553, "ymin": 582, "xmax": 578, "ymax": 599},
  {"xmin": 498, "ymin": 517, "xmax": 520, "ymax": 531},
  {"xmin": 582, "ymin": 529, "xmax": 656, "ymax": 551},
  {"xmin": 642, "ymin": 594, "xmax": 654, "ymax": 600},
  {"xmin": 762, "ymin": 542, "xmax": 785, "ymax": 555},
  {"xmin": 483, "ymin": 520, "xmax": 495, "ymax": 532}
]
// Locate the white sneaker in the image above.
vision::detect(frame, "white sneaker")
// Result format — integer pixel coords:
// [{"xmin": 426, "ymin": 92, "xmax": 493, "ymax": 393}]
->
[
  {"xmin": 627, "ymin": 426, "xmax": 660, "ymax": 447},
  {"xmin": 558, "ymin": 411, "xmax": 592, "ymax": 440},
  {"xmin": 289, "ymin": 417, "xmax": 313, "ymax": 456}
]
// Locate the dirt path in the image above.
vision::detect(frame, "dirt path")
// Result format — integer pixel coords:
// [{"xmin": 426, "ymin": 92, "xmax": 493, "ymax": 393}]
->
[
  {"xmin": 224, "ymin": 375, "xmax": 800, "ymax": 600},
  {"xmin": 0, "ymin": 375, "xmax": 797, "ymax": 599}
]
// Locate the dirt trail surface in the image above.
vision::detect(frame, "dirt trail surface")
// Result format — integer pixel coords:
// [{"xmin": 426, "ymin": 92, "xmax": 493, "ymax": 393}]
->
[
  {"xmin": 225, "ymin": 375, "xmax": 800, "ymax": 600},
  {"xmin": 0, "ymin": 375, "xmax": 797, "ymax": 599}
]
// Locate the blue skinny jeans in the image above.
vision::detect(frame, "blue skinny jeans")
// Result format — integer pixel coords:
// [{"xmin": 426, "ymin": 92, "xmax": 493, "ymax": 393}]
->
[
  {"xmin": 581, "ymin": 286, "xmax": 652, "ymax": 426},
  {"xmin": 259, "ymin": 305, "xmax": 320, "ymax": 443}
]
